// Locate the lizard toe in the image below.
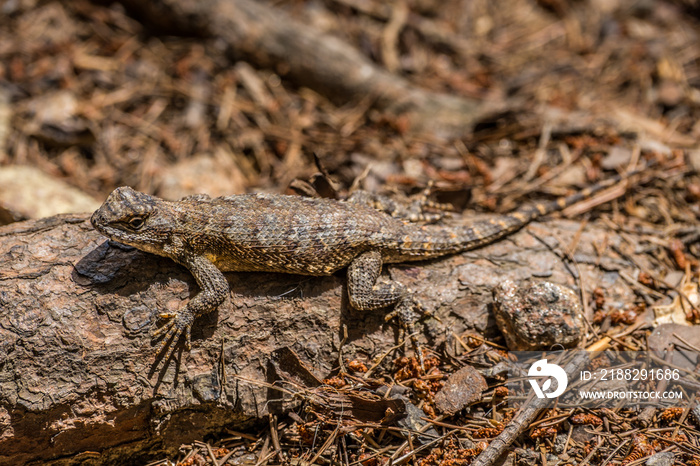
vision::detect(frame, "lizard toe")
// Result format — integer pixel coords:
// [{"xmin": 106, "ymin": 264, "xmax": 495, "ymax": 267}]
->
[
  {"xmin": 385, "ymin": 297, "xmax": 432, "ymax": 370},
  {"xmin": 159, "ymin": 326, "xmax": 183, "ymax": 362},
  {"xmin": 152, "ymin": 316, "xmax": 175, "ymax": 339},
  {"xmin": 384, "ymin": 297, "xmax": 431, "ymax": 325},
  {"xmin": 152, "ymin": 309, "xmax": 195, "ymax": 360}
]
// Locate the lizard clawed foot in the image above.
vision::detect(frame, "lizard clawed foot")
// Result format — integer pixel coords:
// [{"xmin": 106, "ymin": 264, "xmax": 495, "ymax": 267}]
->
[
  {"xmin": 406, "ymin": 182, "xmax": 455, "ymax": 223},
  {"xmin": 384, "ymin": 297, "xmax": 436, "ymax": 370},
  {"xmin": 152, "ymin": 309, "xmax": 195, "ymax": 362},
  {"xmin": 383, "ymin": 296, "xmax": 437, "ymax": 324}
]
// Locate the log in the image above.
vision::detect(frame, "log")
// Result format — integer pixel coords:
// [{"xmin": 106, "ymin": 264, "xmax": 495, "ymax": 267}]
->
[
  {"xmin": 109, "ymin": 0, "xmax": 491, "ymax": 140},
  {"xmin": 0, "ymin": 211, "xmax": 650, "ymax": 464}
]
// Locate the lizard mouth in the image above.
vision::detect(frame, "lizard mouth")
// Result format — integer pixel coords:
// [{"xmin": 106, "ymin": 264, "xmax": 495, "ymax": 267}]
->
[
  {"xmin": 90, "ymin": 208, "xmax": 136, "ymax": 245},
  {"xmin": 90, "ymin": 209, "xmax": 105, "ymax": 232}
]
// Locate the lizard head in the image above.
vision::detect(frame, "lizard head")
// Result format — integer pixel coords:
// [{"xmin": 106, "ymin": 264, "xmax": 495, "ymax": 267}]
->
[{"xmin": 91, "ymin": 187, "xmax": 173, "ymax": 255}]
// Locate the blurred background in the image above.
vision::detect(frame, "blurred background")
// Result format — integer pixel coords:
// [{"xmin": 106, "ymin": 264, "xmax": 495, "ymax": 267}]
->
[{"xmin": 0, "ymin": 0, "xmax": 697, "ymax": 222}]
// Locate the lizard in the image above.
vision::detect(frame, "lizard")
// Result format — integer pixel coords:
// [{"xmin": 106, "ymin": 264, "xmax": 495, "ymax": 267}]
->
[{"xmin": 90, "ymin": 171, "xmax": 635, "ymax": 363}]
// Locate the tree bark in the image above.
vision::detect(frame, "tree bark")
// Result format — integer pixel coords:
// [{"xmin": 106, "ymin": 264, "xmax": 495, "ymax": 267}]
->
[
  {"xmin": 0, "ymin": 213, "xmax": 650, "ymax": 464},
  {"xmin": 109, "ymin": 0, "xmax": 491, "ymax": 140}
]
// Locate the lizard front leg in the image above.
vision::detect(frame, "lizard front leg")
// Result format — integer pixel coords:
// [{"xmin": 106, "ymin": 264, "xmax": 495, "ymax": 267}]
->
[
  {"xmin": 153, "ymin": 253, "xmax": 229, "ymax": 361},
  {"xmin": 347, "ymin": 250, "xmax": 429, "ymax": 363}
]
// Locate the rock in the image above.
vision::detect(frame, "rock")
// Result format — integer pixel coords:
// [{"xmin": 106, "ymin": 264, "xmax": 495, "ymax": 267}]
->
[
  {"xmin": 0, "ymin": 165, "xmax": 100, "ymax": 223},
  {"xmin": 434, "ymin": 365, "xmax": 487, "ymax": 415},
  {"xmin": 646, "ymin": 451, "xmax": 674, "ymax": 466},
  {"xmin": 492, "ymin": 279, "xmax": 584, "ymax": 351}
]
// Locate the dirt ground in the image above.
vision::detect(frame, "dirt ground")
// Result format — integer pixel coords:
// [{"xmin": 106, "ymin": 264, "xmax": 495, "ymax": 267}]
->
[{"xmin": 1, "ymin": 0, "xmax": 700, "ymax": 464}]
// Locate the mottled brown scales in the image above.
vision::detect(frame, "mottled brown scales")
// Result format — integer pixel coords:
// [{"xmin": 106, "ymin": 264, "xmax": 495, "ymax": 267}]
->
[{"xmin": 90, "ymin": 173, "xmax": 630, "ymax": 362}]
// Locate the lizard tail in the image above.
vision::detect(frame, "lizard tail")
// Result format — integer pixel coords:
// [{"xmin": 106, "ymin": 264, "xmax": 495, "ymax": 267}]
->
[{"xmin": 392, "ymin": 169, "xmax": 637, "ymax": 260}]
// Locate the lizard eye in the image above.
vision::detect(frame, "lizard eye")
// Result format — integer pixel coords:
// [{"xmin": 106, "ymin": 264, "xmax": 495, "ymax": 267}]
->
[{"xmin": 128, "ymin": 216, "xmax": 145, "ymax": 230}]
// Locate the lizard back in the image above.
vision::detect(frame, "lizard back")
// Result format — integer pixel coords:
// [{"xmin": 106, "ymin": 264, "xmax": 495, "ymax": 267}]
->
[{"xmin": 113, "ymin": 192, "xmax": 408, "ymax": 275}]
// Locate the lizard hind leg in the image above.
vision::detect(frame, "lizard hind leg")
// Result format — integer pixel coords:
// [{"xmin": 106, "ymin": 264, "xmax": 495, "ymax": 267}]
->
[
  {"xmin": 347, "ymin": 186, "xmax": 453, "ymax": 223},
  {"xmin": 347, "ymin": 250, "xmax": 432, "ymax": 365}
]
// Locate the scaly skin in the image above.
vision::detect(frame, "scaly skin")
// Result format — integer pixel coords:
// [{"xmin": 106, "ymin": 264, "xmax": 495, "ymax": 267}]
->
[{"xmin": 90, "ymin": 173, "xmax": 630, "ymax": 363}]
